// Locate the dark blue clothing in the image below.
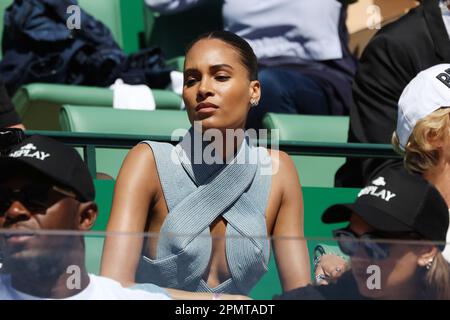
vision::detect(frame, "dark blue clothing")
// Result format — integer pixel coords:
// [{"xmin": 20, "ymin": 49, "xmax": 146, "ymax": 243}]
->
[
  {"xmin": 0, "ymin": 0, "xmax": 172, "ymax": 95},
  {"xmin": 246, "ymin": 68, "xmax": 330, "ymax": 130}
]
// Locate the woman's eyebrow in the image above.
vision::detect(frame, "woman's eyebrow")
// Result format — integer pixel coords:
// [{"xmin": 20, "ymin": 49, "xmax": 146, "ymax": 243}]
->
[
  {"xmin": 183, "ymin": 68, "xmax": 199, "ymax": 75},
  {"xmin": 210, "ymin": 64, "xmax": 233, "ymax": 71},
  {"xmin": 184, "ymin": 64, "xmax": 234, "ymax": 75}
]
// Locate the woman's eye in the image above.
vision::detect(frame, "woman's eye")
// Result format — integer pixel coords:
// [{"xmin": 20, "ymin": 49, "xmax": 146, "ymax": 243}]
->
[
  {"xmin": 184, "ymin": 78, "xmax": 198, "ymax": 86},
  {"xmin": 215, "ymin": 75, "xmax": 230, "ymax": 81}
]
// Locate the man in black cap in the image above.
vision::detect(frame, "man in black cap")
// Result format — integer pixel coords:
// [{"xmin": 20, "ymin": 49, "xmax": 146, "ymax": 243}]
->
[
  {"xmin": 276, "ymin": 165, "xmax": 450, "ymax": 300},
  {"xmin": 0, "ymin": 135, "xmax": 170, "ymax": 299}
]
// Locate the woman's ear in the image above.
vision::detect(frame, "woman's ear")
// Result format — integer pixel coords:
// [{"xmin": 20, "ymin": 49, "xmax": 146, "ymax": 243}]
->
[
  {"xmin": 249, "ymin": 80, "xmax": 261, "ymax": 106},
  {"xmin": 417, "ymin": 246, "xmax": 438, "ymax": 268},
  {"xmin": 78, "ymin": 201, "xmax": 98, "ymax": 231}
]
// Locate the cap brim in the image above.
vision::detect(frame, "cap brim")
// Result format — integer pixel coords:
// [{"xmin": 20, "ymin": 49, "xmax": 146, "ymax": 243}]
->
[
  {"xmin": 0, "ymin": 156, "xmax": 36, "ymax": 171},
  {"xmin": 0, "ymin": 157, "xmax": 74, "ymax": 195},
  {"xmin": 322, "ymin": 203, "xmax": 414, "ymax": 233}
]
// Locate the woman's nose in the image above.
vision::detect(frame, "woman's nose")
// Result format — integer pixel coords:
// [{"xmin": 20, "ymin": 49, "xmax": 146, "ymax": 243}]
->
[{"xmin": 197, "ymin": 78, "xmax": 214, "ymax": 100}]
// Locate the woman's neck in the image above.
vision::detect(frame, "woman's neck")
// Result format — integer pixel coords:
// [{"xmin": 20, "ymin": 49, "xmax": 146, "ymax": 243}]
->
[
  {"xmin": 423, "ymin": 159, "xmax": 450, "ymax": 208},
  {"xmin": 193, "ymin": 127, "xmax": 246, "ymax": 164},
  {"xmin": 220, "ymin": 130, "xmax": 245, "ymax": 163}
]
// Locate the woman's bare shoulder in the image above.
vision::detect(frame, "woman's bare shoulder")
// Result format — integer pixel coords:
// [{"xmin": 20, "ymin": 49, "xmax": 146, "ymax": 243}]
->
[
  {"xmin": 266, "ymin": 148, "xmax": 298, "ymax": 178},
  {"xmin": 116, "ymin": 143, "xmax": 159, "ymax": 186}
]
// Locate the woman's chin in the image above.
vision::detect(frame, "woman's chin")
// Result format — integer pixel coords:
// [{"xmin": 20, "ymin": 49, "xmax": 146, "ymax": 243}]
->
[{"xmin": 192, "ymin": 117, "xmax": 222, "ymax": 131}]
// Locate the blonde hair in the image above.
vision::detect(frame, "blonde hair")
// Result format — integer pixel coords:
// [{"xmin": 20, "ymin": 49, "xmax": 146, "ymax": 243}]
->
[
  {"xmin": 392, "ymin": 108, "xmax": 450, "ymax": 174},
  {"xmin": 425, "ymin": 252, "xmax": 450, "ymax": 300}
]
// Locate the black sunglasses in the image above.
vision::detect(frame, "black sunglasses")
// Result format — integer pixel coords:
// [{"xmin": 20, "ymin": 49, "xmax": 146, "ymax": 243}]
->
[
  {"xmin": 332, "ymin": 227, "xmax": 419, "ymax": 260},
  {"xmin": 0, "ymin": 184, "xmax": 77, "ymax": 215}
]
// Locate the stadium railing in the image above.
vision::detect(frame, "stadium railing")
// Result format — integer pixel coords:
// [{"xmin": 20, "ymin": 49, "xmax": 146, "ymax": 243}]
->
[
  {"xmin": 25, "ymin": 130, "xmax": 399, "ymax": 179},
  {"xmin": 21, "ymin": 131, "xmax": 399, "ymax": 299}
]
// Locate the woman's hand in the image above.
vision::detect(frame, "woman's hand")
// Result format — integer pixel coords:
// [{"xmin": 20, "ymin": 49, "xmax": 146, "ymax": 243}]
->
[{"xmin": 314, "ymin": 254, "xmax": 348, "ymax": 285}]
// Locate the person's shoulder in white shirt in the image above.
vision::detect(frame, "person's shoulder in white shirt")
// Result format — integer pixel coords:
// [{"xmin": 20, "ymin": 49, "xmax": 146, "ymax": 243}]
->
[{"xmin": 0, "ymin": 274, "xmax": 171, "ymax": 300}]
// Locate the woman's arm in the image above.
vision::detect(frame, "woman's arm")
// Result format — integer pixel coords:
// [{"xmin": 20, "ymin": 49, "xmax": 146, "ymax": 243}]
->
[
  {"xmin": 270, "ymin": 150, "xmax": 312, "ymax": 291},
  {"xmin": 100, "ymin": 143, "xmax": 158, "ymax": 286}
]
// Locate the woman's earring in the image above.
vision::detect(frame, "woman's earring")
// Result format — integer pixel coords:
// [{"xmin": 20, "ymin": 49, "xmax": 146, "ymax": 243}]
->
[
  {"xmin": 250, "ymin": 99, "xmax": 258, "ymax": 107},
  {"xmin": 425, "ymin": 258, "xmax": 434, "ymax": 270}
]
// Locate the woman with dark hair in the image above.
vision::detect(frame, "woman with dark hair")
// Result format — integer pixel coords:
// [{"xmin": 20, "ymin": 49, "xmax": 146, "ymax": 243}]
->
[{"xmin": 100, "ymin": 31, "xmax": 311, "ymax": 298}]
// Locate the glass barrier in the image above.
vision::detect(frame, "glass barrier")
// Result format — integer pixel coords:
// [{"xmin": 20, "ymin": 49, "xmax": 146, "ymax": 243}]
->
[{"xmin": 0, "ymin": 230, "xmax": 449, "ymax": 300}]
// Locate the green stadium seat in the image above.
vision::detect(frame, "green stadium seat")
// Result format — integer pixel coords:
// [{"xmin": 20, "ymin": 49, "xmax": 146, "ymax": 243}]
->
[
  {"xmin": 13, "ymin": 83, "xmax": 183, "ymax": 130},
  {"xmin": 60, "ymin": 104, "xmax": 190, "ymax": 135},
  {"xmin": 262, "ymin": 113, "xmax": 350, "ymax": 188},
  {"xmin": 78, "ymin": 0, "xmax": 123, "ymax": 48},
  {"xmin": 250, "ymin": 186, "xmax": 357, "ymax": 299},
  {"xmin": 60, "ymin": 105, "xmax": 191, "ymax": 178},
  {"xmin": 89, "ymin": 179, "xmax": 359, "ymax": 298},
  {"xmin": 85, "ymin": 180, "xmax": 116, "ymax": 274},
  {"xmin": 0, "ymin": 0, "xmax": 13, "ymax": 60}
]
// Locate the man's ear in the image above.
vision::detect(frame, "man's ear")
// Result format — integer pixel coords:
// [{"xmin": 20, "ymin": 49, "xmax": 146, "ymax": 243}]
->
[
  {"xmin": 417, "ymin": 246, "xmax": 438, "ymax": 268},
  {"xmin": 78, "ymin": 202, "xmax": 98, "ymax": 231}
]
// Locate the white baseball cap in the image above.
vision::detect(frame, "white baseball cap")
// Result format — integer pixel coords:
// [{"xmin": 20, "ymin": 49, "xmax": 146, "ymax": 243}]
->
[{"xmin": 396, "ymin": 63, "xmax": 450, "ymax": 150}]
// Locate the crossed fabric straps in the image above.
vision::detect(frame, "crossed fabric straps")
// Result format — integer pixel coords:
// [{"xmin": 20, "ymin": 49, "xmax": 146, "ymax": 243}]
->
[{"xmin": 140, "ymin": 131, "xmax": 270, "ymax": 294}]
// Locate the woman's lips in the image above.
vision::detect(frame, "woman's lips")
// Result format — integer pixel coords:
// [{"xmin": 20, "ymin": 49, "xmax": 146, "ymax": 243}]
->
[{"xmin": 195, "ymin": 102, "xmax": 219, "ymax": 113}]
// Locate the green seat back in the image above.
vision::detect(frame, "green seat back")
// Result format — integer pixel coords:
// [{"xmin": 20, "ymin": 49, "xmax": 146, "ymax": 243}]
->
[
  {"xmin": 80, "ymin": 0, "xmax": 145, "ymax": 53},
  {"xmin": 60, "ymin": 105, "xmax": 191, "ymax": 178},
  {"xmin": 13, "ymin": 83, "xmax": 182, "ymax": 130},
  {"xmin": 262, "ymin": 113, "xmax": 350, "ymax": 188},
  {"xmin": 78, "ymin": 0, "xmax": 123, "ymax": 48},
  {"xmin": 0, "ymin": 0, "xmax": 13, "ymax": 60},
  {"xmin": 249, "ymin": 186, "xmax": 357, "ymax": 299},
  {"xmin": 85, "ymin": 180, "xmax": 115, "ymax": 274},
  {"xmin": 144, "ymin": 0, "xmax": 223, "ymax": 59}
]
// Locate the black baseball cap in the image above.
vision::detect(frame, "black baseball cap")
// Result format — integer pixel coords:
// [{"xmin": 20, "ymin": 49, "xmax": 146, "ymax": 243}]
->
[
  {"xmin": 0, "ymin": 135, "xmax": 95, "ymax": 202},
  {"xmin": 322, "ymin": 166, "xmax": 449, "ymax": 244}
]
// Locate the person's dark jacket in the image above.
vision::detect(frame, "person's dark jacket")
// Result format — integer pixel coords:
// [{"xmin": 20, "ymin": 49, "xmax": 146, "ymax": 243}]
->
[
  {"xmin": 273, "ymin": 272, "xmax": 367, "ymax": 300},
  {"xmin": 335, "ymin": 0, "xmax": 450, "ymax": 187},
  {"xmin": 0, "ymin": 0, "xmax": 172, "ymax": 96},
  {"xmin": 0, "ymin": 81, "xmax": 20, "ymax": 128}
]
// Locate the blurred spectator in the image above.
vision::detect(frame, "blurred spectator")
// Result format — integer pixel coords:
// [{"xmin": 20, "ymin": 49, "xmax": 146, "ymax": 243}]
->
[
  {"xmin": 0, "ymin": 81, "xmax": 23, "ymax": 130},
  {"xmin": 392, "ymin": 63, "xmax": 450, "ymax": 262},
  {"xmin": 336, "ymin": 0, "xmax": 450, "ymax": 188},
  {"xmin": 276, "ymin": 165, "xmax": 450, "ymax": 300},
  {"xmin": 145, "ymin": 0, "xmax": 358, "ymax": 130},
  {"xmin": 313, "ymin": 64, "xmax": 450, "ymax": 284},
  {"xmin": 0, "ymin": 135, "xmax": 170, "ymax": 300}
]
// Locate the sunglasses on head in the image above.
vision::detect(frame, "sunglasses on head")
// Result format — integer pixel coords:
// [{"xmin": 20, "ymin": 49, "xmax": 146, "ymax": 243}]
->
[
  {"xmin": 332, "ymin": 227, "xmax": 419, "ymax": 260},
  {"xmin": 0, "ymin": 184, "xmax": 77, "ymax": 215}
]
